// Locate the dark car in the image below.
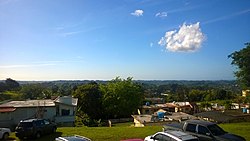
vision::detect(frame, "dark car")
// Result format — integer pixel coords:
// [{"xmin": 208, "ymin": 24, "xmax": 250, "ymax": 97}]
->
[
  {"xmin": 15, "ymin": 118, "xmax": 57, "ymax": 139},
  {"xmin": 164, "ymin": 119, "xmax": 245, "ymax": 141}
]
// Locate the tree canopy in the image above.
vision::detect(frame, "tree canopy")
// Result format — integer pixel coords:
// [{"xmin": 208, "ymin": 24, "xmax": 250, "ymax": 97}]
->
[{"xmin": 229, "ymin": 43, "xmax": 250, "ymax": 89}]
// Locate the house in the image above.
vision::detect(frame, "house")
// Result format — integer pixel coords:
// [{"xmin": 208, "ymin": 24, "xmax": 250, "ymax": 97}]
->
[
  {"xmin": 140, "ymin": 101, "xmax": 198, "ymax": 115},
  {"xmin": 132, "ymin": 112, "xmax": 197, "ymax": 127},
  {"xmin": 0, "ymin": 96, "xmax": 78, "ymax": 130}
]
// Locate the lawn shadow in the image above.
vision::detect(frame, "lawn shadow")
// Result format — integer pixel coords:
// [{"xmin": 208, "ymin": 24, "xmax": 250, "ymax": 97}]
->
[{"xmin": 17, "ymin": 132, "xmax": 63, "ymax": 141}]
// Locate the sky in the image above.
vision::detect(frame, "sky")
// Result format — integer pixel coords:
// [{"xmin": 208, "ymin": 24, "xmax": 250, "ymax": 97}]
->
[{"xmin": 0, "ymin": 0, "xmax": 250, "ymax": 81}]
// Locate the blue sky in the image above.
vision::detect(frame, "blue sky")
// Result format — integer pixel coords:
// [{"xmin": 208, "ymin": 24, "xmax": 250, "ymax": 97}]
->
[{"xmin": 0, "ymin": 0, "xmax": 250, "ymax": 81}]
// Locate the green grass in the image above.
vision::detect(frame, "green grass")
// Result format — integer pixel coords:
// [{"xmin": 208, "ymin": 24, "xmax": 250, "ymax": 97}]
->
[
  {"xmin": 219, "ymin": 122, "xmax": 250, "ymax": 140},
  {"xmin": 9, "ymin": 122, "xmax": 250, "ymax": 141}
]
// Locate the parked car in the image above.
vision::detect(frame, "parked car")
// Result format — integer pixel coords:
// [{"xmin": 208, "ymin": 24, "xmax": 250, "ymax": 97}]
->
[
  {"xmin": 15, "ymin": 118, "xmax": 57, "ymax": 139},
  {"xmin": 144, "ymin": 130, "xmax": 199, "ymax": 141},
  {"xmin": 164, "ymin": 119, "xmax": 245, "ymax": 141},
  {"xmin": 55, "ymin": 135, "xmax": 91, "ymax": 141},
  {"xmin": 0, "ymin": 128, "xmax": 11, "ymax": 140}
]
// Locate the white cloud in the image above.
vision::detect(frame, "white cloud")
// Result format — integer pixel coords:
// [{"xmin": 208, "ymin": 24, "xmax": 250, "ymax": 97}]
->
[
  {"xmin": 158, "ymin": 22, "xmax": 205, "ymax": 52},
  {"xmin": 131, "ymin": 10, "xmax": 143, "ymax": 17},
  {"xmin": 155, "ymin": 12, "xmax": 167, "ymax": 18}
]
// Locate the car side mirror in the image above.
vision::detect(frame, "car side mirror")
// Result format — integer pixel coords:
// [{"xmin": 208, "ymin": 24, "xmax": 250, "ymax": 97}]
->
[{"xmin": 150, "ymin": 136, "xmax": 155, "ymax": 139}]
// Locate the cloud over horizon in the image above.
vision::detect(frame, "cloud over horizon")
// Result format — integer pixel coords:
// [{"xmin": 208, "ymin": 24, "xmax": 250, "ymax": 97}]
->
[
  {"xmin": 158, "ymin": 22, "xmax": 205, "ymax": 52},
  {"xmin": 131, "ymin": 9, "xmax": 143, "ymax": 17}
]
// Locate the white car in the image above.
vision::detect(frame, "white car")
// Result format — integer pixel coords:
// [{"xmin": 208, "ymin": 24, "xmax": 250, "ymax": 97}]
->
[
  {"xmin": 144, "ymin": 130, "xmax": 199, "ymax": 141},
  {"xmin": 0, "ymin": 128, "xmax": 11, "ymax": 140}
]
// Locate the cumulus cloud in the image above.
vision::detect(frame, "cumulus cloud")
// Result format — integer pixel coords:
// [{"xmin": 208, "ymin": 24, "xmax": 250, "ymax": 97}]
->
[
  {"xmin": 131, "ymin": 10, "xmax": 143, "ymax": 17},
  {"xmin": 158, "ymin": 22, "xmax": 205, "ymax": 52},
  {"xmin": 155, "ymin": 12, "xmax": 167, "ymax": 18}
]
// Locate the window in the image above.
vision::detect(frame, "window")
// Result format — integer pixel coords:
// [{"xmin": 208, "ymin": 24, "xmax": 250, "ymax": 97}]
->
[
  {"xmin": 44, "ymin": 120, "xmax": 50, "ymax": 125},
  {"xmin": 61, "ymin": 109, "xmax": 70, "ymax": 116},
  {"xmin": 207, "ymin": 124, "xmax": 226, "ymax": 136},
  {"xmin": 35, "ymin": 120, "xmax": 44, "ymax": 126},
  {"xmin": 198, "ymin": 125, "xmax": 210, "ymax": 135},
  {"xmin": 154, "ymin": 134, "xmax": 163, "ymax": 140},
  {"xmin": 186, "ymin": 123, "xmax": 196, "ymax": 133},
  {"xmin": 162, "ymin": 135, "xmax": 177, "ymax": 141}
]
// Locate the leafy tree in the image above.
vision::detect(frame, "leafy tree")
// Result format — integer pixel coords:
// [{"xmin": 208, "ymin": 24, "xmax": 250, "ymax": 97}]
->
[
  {"xmin": 5, "ymin": 78, "xmax": 20, "ymax": 91},
  {"xmin": 229, "ymin": 43, "xmax": 250, "ymax": 89},
  {"xmin": 0, "ymin": 82, "xmax": 7, "ymax": 92},
  {"xmin": 188, "ymin": 90, "xmax": 207, "ymax": 102},
  {"xmin": 73, "ymin": 82, "xmax": 103, "ymax": 120},
  {"xmin": 20, "ymin": 84, "xmax": 47, "ymax": 99},
  {"xmin": 101, "ymin": 77, "xmax": 144, "ymax": 119}
]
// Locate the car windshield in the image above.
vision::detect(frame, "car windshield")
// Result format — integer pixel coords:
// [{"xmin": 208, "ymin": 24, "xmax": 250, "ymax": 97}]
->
[
  {"xmin": 207, "ymin": 124, "xmax": 226, "ymax": 136},
  {"xmin": 18, "ymin": 122, "xmax": 33, "ymax": 127},
  {"xmin": 60, "ymin": 137, "xmax": 89, "ymax": 141}
]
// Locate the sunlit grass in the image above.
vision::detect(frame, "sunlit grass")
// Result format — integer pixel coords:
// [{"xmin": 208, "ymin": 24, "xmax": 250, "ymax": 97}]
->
[{"xmin": 9, "ymin": 122, "xmax": 250, "ymax": 141}]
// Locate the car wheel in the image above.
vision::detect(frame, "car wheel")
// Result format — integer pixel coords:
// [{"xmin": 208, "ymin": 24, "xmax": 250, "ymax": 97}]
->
[
  {"xmin": 35, "ymin": 132, "xmax": 41, "ymax": 139},
  {"xmin": 2, "ymin": 133, "xmax": 9, "ymax": 140}
]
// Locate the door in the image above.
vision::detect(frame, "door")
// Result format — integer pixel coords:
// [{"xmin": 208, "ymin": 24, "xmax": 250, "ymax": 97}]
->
[{"xmin": 197, "ymin": 125, "xmax": 214, "ymax": 141}]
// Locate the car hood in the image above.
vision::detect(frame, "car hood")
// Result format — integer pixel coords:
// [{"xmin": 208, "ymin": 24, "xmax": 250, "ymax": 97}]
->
[
  {"xmin": 0, "ymin": 128, "xmax": 11, "ymax": 132},
  {"xmin": 216, "ymin": 133, "xmax": 245, "ymax": 141}
]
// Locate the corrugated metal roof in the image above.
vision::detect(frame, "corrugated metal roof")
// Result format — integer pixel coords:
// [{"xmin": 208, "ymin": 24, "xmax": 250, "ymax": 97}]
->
[{"xmin": 0, "ymin": 99, "xmax": 55, "ymax": 107}]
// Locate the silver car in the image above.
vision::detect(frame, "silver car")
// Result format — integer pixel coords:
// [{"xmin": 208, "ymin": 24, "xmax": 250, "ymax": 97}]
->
[
  {"xmin": 55, "ymin": 135, "xmax": 91, "ymax": 141},
  {"xmin": 144, "ymin": 130, "xmax": 199, "ymax": 141},
  {"xmin": 0, "ymin": 128, "xmax": 11, "ymax": 140}
]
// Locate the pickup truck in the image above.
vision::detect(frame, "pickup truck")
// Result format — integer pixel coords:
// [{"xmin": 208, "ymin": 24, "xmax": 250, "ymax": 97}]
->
[{"xmin": 163, "ymin": 119, "xmax": 245, "ymax": 141}]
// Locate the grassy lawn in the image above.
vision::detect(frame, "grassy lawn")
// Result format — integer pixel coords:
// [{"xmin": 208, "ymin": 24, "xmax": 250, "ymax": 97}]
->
[
  {"xmin": 219, "ymin": 122, "xmax": 250, "ymax": 140},
  {"xmin": 8, "ymin": 122, "xmax": 250, "ymax": 141}
]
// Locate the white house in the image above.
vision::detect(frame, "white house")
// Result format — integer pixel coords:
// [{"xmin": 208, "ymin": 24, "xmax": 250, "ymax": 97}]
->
[{"xmin": 0, "ymin": 96, "xmax": 78, "ymax": 130}]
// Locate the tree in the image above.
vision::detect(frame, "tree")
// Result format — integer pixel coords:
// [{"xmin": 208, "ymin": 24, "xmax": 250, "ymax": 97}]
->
[
  {"xmin": 229, "ymin": 43, "xmax": 250, "ymax": 89},
  {"xmin": 20, "ymin": 84, "xmax": 47, "ymax": 99},
  {"xmin": 101, "ymin": 77, "xmax": 144, "ymax": 119},
  {"xmin": 73, "ymin": 82, "xmax": 103, "ymax": 120},
  {"xmin": 188, "ymin": 90, "xmax": 207, "ymax": 102},
  {"xmin": 5, "ymin": 78, "xmax": 20, "ymax": 91}
]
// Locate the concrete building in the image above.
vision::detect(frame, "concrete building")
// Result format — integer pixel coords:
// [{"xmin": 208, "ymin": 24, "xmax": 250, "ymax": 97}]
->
[{"xmin": 0, "ymin": 96, "xmax": 78, "ymax": 130}]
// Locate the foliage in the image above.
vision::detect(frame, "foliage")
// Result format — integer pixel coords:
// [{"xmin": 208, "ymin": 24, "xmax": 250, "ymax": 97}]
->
[
  {"xmin": 100, "ymin": 77, "xmax": 144, "ymax": 119},
  {"xmin": 20, "ymin": 84, "xmax": 48, "ymax": 99},
  {"xmin": 0, "ymin": 78, "xmax": 20, "ymax": 92},
  {"xmin": 229, "ymin": 43, "xmax": 250, "ymax": 89},
  {"xmin": 73, "ymin": 82, "xmax": 103, "ymax": 120}
]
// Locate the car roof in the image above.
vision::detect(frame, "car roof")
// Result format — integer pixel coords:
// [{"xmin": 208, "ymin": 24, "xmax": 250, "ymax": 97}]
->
[
  {"xmin": 185, "ymin": 119, "xmax": 215, "ymax": 126},
  {"xmin": 56, "ymin": 135, "xmax": 91, "ymax": 141},
  {"xmin": 159, "ymin": 130, "xmax": 198, "ymax": 141},
  {"xmin": 21, "ymin": 118, "xmax": 42, "ymax": 122}
]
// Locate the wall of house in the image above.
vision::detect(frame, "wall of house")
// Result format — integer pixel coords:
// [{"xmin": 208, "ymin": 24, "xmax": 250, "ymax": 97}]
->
[
  {"xmin": 54, "ymin": 103, "xmax": 76, "ymax": 126},
  {"xmin": 57, "ymin": 104, "xmax": 75, "ymax": 116},
  {"xmin": 1, "ymin": 107, "xmax": 56, "ymax": 125}
]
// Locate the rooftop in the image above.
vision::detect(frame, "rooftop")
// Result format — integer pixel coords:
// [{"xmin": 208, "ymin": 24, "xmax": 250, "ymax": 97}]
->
[{"xmin": 0, "ymin": 99, "xmax": 55, "ymax": 107}]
